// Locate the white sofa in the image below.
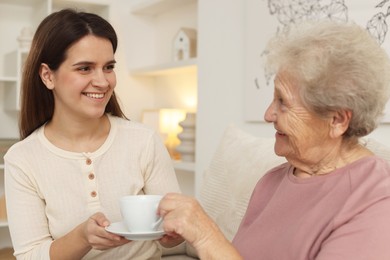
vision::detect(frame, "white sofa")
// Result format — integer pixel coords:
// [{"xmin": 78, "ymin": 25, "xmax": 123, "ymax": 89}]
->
[{"xmin": 162, "ymin": 125, "xmax": 390, "ymax": 259}]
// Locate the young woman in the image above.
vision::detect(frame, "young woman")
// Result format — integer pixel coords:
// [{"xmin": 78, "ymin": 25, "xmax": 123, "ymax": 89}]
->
[{"xmin": 4, "ymin": 9, "xmax": 181, "ymax": 259}]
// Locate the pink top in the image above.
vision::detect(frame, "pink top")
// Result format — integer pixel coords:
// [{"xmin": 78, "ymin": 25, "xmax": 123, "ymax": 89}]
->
[{"xmin": 233, "ymin": 156, "xmax": 390, "ymax": 260}]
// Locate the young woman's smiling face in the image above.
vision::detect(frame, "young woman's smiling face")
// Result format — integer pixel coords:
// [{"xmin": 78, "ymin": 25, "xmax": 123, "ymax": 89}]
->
[
  {"xmin": 264, "ymin": 71, "xmax": 331, "ymax": 165},
  {"xmin": 45, "ymin": 35, "xmax": 116, "ymax": 120}
]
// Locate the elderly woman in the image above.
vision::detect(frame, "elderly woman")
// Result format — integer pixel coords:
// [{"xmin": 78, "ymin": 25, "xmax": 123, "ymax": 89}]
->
[{"xmin": 158, "ymin": 21, "xmax": 390, "ymax": 259}]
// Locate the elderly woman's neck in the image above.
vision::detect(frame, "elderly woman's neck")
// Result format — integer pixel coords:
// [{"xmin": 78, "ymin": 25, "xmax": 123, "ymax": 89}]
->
[{"xmin": 292, "ymin": 141, "xmax": 373, "ymax": 178}]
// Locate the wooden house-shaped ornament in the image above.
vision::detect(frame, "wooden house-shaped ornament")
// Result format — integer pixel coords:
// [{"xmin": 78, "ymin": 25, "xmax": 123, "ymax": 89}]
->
[{"xmin": 173, "ymin": 28, "xmax": 197, "ymax": 61}]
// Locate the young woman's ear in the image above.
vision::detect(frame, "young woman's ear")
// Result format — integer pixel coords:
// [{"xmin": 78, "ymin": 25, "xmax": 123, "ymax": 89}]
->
[
  {"xmin": 329, "ymin": 110, "xmax": 352, "ymax": 138},
  {"xmin": 39, "ymin": 63, "xmax": 55, "ymax": 90}
]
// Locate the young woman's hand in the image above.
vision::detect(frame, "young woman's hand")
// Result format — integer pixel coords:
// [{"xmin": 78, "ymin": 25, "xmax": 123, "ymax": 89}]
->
[
  {"xmin": 50, "ymin": 212, "xmax": 131, "ymax": 259},
  {"xmin": 81, "ymin": 212, "xmax": 130, "ymax": 250}
]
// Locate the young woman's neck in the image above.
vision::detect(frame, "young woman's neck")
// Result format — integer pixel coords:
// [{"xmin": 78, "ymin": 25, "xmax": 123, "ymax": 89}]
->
[{"xmin": 44, "ymin": 113, "xmax": 110, "ymax": 153}]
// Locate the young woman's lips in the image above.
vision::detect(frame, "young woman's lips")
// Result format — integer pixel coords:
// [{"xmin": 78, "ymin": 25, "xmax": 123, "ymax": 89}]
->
[{"xmin": 83, "ymin": 92, "xmax": 105, "ymax": 99}]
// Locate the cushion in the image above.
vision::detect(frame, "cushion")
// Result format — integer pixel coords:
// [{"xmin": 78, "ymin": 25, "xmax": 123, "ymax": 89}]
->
[
  {"xmin": 360, "ymin": 138, "xmax": 390, "ymax": 164},
  {"xmin": 198, "ymin": 125, "xmax": 286, "ymax": 240}
]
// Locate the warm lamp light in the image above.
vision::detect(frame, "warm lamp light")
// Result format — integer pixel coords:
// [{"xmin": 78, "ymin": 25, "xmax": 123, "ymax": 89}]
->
[
  {"xmin": 159, "ymin": 109, "xmax": 185, "ymax": 135},
  {"xmin": 142, "ymin": 109, "xmax": 186, "ymax": 160},
  {"xmin": 183, "ymin": 96, "xmax": 197, "ymax": 110}
]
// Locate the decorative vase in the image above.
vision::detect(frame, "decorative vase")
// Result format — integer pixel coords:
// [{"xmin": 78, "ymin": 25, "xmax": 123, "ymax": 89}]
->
[
  {"xmin": 176, "ymin": 113, "xmax": 196, "ymax": 162},
  {"xmin": 17, "ymin": 26, "xmax": 34, "ymax": 50}
]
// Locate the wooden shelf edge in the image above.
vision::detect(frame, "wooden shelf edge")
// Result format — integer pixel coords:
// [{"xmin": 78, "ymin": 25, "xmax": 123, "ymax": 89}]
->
[
  {"xmin": 130, "ymin": 0, "xmax": 197, "ymax": 16},
  {"xmin": 130, "ymin": 58, "xmax": 197, "ymax": 76}
]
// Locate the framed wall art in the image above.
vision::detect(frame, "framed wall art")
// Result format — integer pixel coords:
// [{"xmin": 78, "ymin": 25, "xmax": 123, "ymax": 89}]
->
[{"xmin": 244, "ymin": 0, "xmax": 390, "ymax": 123}]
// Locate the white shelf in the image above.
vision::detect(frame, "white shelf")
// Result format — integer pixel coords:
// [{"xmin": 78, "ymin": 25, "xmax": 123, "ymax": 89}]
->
[
  {"xmin": 52, "ymin": 0, "xmax": 110, "ymax": 19},
  {"xmin": 0, "ymin": 165, "xmax": 4, "ymax": 170},
  {"xmin": 173, "ymin": 160, "xmax": 195, "ymax": 172},
  {"xmin": 130, "ymin": 58, "xmax": 197, "ymax": 76},
  {"xmin": 0, "ymin": 220, "xmax": 8, "ymax": 228},
  {"xmin": 0, "ymin": 77, "xmax": 17, "ymax": 82},
  {"xmin": 1, "ymin": 0, "xmax": 43, "ymax": 6},
  {"xmin": 130, "ymin": 0, "xmax": 197, "ymax": 16}
]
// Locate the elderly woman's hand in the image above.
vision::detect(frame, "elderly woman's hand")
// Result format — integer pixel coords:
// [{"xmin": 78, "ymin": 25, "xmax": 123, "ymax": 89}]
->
[
  {"xmin": 158, "ymin": 193, "xmax": 215, "ymax": 247},
  {"xmin": 158, "ymin": 193, "xmax": 243, "ymax": 259}
]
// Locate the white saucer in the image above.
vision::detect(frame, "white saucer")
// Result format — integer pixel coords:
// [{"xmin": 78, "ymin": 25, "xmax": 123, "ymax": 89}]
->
[{"xmin": 105, "ymin": 221, "xmax": 165, "ymax": 241}]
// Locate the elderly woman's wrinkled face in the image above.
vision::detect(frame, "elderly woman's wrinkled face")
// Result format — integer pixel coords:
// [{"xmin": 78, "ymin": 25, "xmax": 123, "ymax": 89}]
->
[{"xmin": 264, "ymin": 72, "xmax": 331, "ymax": 164}]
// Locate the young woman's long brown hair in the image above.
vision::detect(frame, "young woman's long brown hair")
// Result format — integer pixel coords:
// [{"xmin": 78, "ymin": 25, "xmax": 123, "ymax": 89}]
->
[{"xmin": 19, "ymin": 9, "xmax": 127, "ymax": 140}]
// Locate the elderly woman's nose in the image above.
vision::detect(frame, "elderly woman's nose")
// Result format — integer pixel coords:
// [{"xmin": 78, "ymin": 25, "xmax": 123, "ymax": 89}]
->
[{"xmin": 264, "ymin": 102, "xmax": 276, "ymax": 122}]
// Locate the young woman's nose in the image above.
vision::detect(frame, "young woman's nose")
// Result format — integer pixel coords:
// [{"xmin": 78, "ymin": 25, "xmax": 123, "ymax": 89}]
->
[{"xmin": 91, "ymin": 70, "xmax": 109, "ymax": 88}]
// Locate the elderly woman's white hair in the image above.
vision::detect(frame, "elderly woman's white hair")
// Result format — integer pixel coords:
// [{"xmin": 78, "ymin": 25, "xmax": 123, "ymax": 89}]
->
[{"xmin": 265, "ymin": 20, "xmax": 390, "ymax": 138}]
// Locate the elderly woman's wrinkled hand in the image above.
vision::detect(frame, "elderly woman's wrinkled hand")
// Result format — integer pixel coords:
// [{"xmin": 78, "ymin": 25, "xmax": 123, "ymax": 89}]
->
[{"xmin": 158, "ymin": 193, "xmax": 223, "ymax": 250}]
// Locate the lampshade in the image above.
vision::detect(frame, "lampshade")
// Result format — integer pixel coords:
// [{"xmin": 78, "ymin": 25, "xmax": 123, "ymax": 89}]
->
[{"xmin": 142, "ymin": 109, "xmax": 186, "ymax": 159}]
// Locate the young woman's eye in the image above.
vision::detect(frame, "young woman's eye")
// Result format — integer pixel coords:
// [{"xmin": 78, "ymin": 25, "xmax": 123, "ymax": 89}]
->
[
  {"xmin": 104, "ymin": 64, "xmax": 115, "ymax": 71},
  {"xmin": 78, "ymin": 66, "xmax": 91, "ymax": 72}
]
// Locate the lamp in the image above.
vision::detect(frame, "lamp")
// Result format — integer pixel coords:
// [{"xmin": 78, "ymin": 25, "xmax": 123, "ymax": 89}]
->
[{"xmin": 142, "ymin": 109, "xmax": 186, "ymax": 160}]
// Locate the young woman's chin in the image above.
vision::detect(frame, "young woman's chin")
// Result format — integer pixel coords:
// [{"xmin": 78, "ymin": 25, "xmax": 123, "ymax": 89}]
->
[{"xmin": 80, "ymin": 107, "xmax": 107, "ymax": 120}]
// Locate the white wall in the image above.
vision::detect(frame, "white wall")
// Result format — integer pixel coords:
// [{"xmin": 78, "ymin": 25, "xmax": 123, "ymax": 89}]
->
[{"xmin": 196, "ymin": 0, "xmax": 243, "ymax": 194}]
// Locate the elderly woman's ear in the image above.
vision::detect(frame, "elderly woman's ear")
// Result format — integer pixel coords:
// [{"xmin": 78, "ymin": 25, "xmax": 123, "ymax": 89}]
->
[{"xmin": 329, "ymin": 110, "xmax": 352, "ymax": 138}]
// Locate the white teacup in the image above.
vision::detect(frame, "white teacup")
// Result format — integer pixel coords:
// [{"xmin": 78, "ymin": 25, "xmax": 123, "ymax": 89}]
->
[{"xmin": 120, "ymin": 195, "xmax": 163, "ymax": 233}]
